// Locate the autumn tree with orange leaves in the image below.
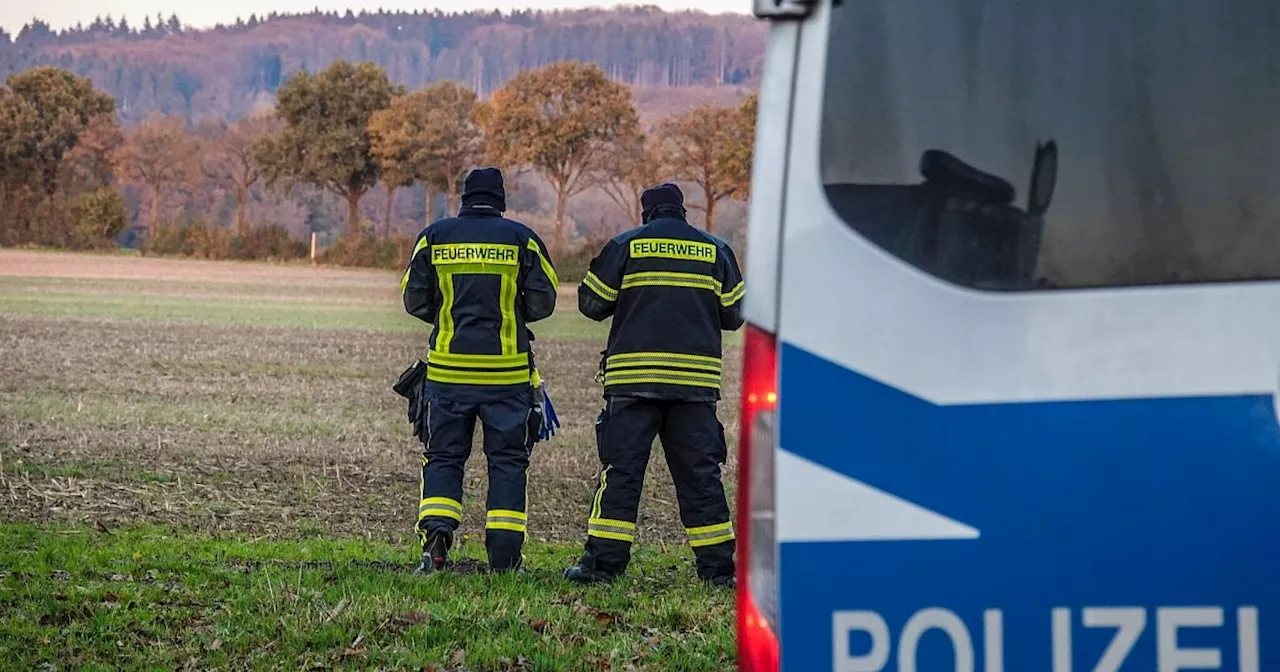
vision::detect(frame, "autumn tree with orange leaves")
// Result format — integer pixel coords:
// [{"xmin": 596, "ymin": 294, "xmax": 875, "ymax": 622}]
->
[
  {"xmin": 599, "ymin": 131, "xmax": 666, "ymax": 227},
  {"xmin": 369, "ymin": 81, "xmax": 483, "ymax": 228},
  {"xmin": 658, "ymin": 94, "xmax": 756, "ymax": 233},
  {"xmin": 119, "ymin": 114, "xmax": 198, "ymax": 235},
  {"xmin": 482, "ymin": 62, "xmax": 639, "ymax": 253}
]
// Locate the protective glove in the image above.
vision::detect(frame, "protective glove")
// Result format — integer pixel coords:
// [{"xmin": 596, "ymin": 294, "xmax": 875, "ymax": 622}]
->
[
  {"xmin": 393, "ymin": 360, "xmax": 428, "ymax": 441},
  {"xmin": 538, "ymin": 387, "xmax": 560, "ymax": 441}
]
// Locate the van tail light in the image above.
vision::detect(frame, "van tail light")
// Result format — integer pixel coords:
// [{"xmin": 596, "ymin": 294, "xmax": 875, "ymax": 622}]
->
[{"xmin": 737, "ymin": 322, "xmax": 780, "ymax": 672}]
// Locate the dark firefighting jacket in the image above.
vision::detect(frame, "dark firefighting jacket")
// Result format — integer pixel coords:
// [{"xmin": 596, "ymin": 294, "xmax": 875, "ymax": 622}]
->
[
  {"xmin": 401, "ymin": 208, "xmax": 558, "ymax": 397},
  {"xmin": 578, "ymin": 216, "xmax": 745, "ymax": 401}
]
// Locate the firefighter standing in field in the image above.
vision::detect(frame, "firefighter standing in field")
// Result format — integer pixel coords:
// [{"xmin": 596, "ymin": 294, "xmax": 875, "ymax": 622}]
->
[
  {"xmin": 401, "ymin": 167, "xmax": 559, "ymax": 574},
  {"xmin": 564, "ymin": 183, "xmax": 745, "ymax": 586}
]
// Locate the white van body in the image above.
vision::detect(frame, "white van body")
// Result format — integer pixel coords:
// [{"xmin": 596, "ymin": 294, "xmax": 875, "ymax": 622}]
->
[{"xmin": 737, "ymin": 1, "xmax": 1280, "ymax": 670}]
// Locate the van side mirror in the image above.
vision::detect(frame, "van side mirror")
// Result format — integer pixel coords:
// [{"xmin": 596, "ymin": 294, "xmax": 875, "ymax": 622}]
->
[{"xmin": 1027, "ymin": 141, "xmax": 1058, "ymax": 217}]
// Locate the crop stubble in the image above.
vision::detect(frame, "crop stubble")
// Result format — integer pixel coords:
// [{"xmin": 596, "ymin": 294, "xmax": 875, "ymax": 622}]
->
[{"xmin": 0, "ymin": 252, "xmax": 741, "ymax": 551}]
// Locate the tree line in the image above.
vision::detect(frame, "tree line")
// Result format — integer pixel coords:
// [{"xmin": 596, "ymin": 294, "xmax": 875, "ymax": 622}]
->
[
  {"xmin": 0, "ymin": 61, "xmax": 755, "ymax": 273},
  {"xmin": 1, "ymin": 8, "xmax": 764, "ymax": 126}
]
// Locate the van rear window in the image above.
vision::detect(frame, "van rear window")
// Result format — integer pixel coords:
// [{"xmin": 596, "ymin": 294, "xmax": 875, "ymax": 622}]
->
[{"xmin": 820, "ymin": 0, "xmax": 1280, "ymax": 290}]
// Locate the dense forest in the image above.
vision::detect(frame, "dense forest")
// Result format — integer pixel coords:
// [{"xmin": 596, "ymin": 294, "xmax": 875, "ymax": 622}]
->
[{"xmin": 0, "ymin": 7, "xmax": 764, "ymax": 125}]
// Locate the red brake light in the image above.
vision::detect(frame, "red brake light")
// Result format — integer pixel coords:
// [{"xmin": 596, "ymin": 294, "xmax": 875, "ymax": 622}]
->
[{"xmin": 738, "ymin": 323, "xmax": 780, "ymax": 672}]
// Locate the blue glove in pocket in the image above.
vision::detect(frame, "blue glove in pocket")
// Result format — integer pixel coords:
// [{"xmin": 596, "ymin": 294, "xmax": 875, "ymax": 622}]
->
[{"xmin": 539, "ymin": 389, "xmax": 560, "ymax": 441}]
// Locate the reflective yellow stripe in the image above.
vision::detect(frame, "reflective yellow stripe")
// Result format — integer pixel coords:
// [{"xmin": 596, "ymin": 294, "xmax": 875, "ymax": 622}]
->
[
  {"xmin": 620, "ymin": 271, "xmax": 721, "ymax": 292},
  {"xmin": 487, "ymin": 509, "xmax": 528, "ymax": 532},
  {"xmin": 426, "ymin": 368, "xmax": 531, "ymax": 385},
  {"xmin": 416, "ymin": 455, "xmax": 429, "ymax": 543},
  {"xmin": 589, "ymin": 517, "xmax": 635, "ymax": 530},
  {"xmin": 436, "ymin": 273, "xmax": 455, "ymax": 353},
  {"xmin": 689, "ymin": 531, "xmax": 736, "ymax": 547},
  {"xmin": 418, "ymin": 497, "xmax": 463, "ymax": 522},
  {"xmin": 590, "ymin": 466, "xmax": 611, "ymax": 521},
  {"xmin": 431, "ymin": 243, "xmax": 519, "ymax": 266},
  {"xmin": 434, "ymin": 262, "xmax": 518, "ymax": 276},
  {"xmin": 420, "ymin": 497, "xmax": 462, "ymax": 511},
  {"xmin": 583, "ymin": 271, "xmax": 619, "ymax": 301},
  {"xmin": 427, "ymin": 350, "xmax": 529, "ymax": 369},
  {"xmin": 588, "ymin": 517, "xmax": 637, "ymax": 543},
  {"xmin": 687, "ymin": 521, "xmax": 734, "ymax": 547},
  {"xmin": 500, "ymin": 272, "xmax": 517, "ymax": 355},
  {"xmin": 608, "ymin": 352, "xmax": 721, "ymax": 364},
  {"xmin": 604, "ymin": 368, "xmax": 720, "ymax": 383},
  {"xmin": 401, "ymin": 236, "xmax": 431, "ymax": 294},
  {"xmin": 607, "ymin": 352, "xmax": 722, "ymax": 372},
  {"xmin": 629, "ymin": 237, "xmax": 717, "ymax": 263},
  {"xmin": 606, "ymin": 358, "xmax": 721, "ymax": 372},
  {"xmin": 527, "ymin": 239, "xmax": 559, "ymax": 288},
  {"xmin": 603, "ymin": 373, "xmax": 722, "ymax": 389},
  {"xmin": 720, "ymin": 280, "xmax": 746, "ymax": 307},
  {"xmin": 686, "ymin": 522, "xmax": 733, "ymax": 536}
]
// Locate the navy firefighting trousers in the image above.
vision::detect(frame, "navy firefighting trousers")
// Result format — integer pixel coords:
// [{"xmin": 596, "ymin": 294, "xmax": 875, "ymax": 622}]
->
[
  {"xmin": 417, "ymin": 389, "xmax": 533, "ymax": 570},
  {"xmin": 579, "ymin": 396, "xmax": 736, "ymax": 580}
]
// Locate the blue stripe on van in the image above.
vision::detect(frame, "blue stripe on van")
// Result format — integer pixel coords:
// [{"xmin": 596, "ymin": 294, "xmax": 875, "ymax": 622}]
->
[{"xmin": 776, "ymin": 342, "xmax": 1280, "ymax": 671}]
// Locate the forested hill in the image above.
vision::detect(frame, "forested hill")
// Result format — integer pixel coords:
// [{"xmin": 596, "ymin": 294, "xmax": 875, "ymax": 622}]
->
[{"xmin": 0, "ymin": 7, "xmax": 765, "ymax": 125}]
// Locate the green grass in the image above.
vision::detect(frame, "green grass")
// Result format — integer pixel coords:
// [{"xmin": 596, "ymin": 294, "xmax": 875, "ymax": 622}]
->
[
  {"xmin": 0, "ymin": 277, "xmax": 610, "ymax": 341},
  {"xmin": 0, "ymin": 525, "xmax": 735, "ymax": 671}
]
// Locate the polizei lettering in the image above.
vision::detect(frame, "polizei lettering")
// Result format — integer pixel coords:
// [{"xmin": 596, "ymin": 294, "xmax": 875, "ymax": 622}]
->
[
  {"xmin": 630, "ymin": 238, "xmax": 717, "ymax": 263},
  {"xmin": 432, "ymin": 243, "xmax": 519, "ymax": 266},
  {"xmin": 833, "ymin": 606, "xmax": 1261, "ymax": 672}
]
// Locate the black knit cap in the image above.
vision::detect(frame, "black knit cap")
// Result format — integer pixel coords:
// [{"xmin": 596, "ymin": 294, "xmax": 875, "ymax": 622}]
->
[
  {"xmin": 640, "ymin": 183, "xmax": 685, "ymax": 222},
  {"xmin": 461, "ymin": 167, "xmax": 507, "ymax": 212}
]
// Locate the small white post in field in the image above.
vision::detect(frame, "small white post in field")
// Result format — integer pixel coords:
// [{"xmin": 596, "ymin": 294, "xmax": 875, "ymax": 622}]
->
[{"xmin": 310, "ymin": 232, "xmax": 317, "ymax": 263}]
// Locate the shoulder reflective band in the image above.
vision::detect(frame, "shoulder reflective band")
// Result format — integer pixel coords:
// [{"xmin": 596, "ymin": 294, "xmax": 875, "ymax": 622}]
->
[
  {"xmin": 401, "ymin": 235, "xmax": 431, "ymax": 294},
  {"xmin": 629, "ymin": 238, "xmax": 717, "ymax": 263},
  {"xmin": 720, "ymin": 280, "xmax": 746, "ymax": 307},
  {"xmin": 583, "ymin": 271, "xmax": 619, "ymax": 302},
  {"xmin": 432, "ymin": 243, "xmax": 520, "ymax": 266},
  {"xmin": 620, "ymin": 271, "xmax": 721, "ymax": 293},
  {"xmin": 486, "ymin": 509, "xmax": 528, "ymax": 533},
  {"xmin": 588, "ymin": 517, "xmax": 637, "ymax": 543},
  {"xmin": 526, "ymin": 239, "xmax": 560, "ymax": 287},
  {"xmin": 686, "ymin": 521, "xmax": 734, "ymax": 547},
  {"xmin": 419, "ymin": 497, "xmax": 463, "ymax": 522}
]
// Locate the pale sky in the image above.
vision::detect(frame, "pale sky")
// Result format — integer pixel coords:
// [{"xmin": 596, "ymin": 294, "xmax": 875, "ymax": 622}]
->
[{"xmin": 2, "ymin": 1, "xmax": 747, "ymax": 34}]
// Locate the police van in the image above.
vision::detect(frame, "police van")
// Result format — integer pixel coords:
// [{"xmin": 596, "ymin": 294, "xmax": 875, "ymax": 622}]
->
[{"xmin": 739, "ymin": 1, "xmax": 1280, "ymax": 670}]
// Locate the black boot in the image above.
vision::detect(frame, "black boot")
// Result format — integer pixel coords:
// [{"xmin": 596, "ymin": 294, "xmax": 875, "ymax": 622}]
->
[
  {"xmin": 704, "ymin": 574, "xmax": 736, "ymax": 589},
  {"xmin": 563, "ymin": 555, "xmax": 617, "ymax": 584},
  {"xmin": 415, "ymin": 531, "xmax": 451, "ymax": 576}
]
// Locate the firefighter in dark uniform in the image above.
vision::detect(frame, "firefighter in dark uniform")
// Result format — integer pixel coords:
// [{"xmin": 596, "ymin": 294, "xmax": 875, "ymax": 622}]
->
[
  {"xmin": 563, "ymin": 183, "xmax": 745, "ymax": 586},
  {"xmin": 401, "ymin": 167, "xmax": 559, "ymax": 574}
]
